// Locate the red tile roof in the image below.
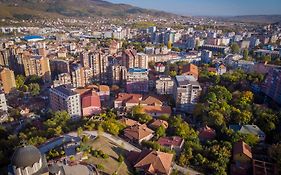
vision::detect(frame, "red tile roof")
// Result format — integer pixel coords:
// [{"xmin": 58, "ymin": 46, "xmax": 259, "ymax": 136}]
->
[
  {"xmin": 233, "ymin": 141, "xmax": 252, "ymax": 159},
  {"xmin": 124, "ymin": 124, "xmax": 154, "ymax": 141},
  {"xmin": 143, "ymin": 106, "xmax": 172, "ymax": 115},
  {"xmin": 157, "ymin": 136, "xmax": 184, "ymax": 148},
  {"xmin": 81, "ymin": 91, "xmax": 101, "ymax": 108},
  {"xmin": 140, "ymin": 96, "xmax": 163, "ymax": 106},
  {"xmin": 149, "ymin": 119, "xmax": 168, "ymax": 129},
  {"xmin": 119, "ymin": 117, "xmax": 139, "ymax": 127},
  {"xmin": 128, "ymin": 150, "xmax": 173, "ymax": 175},
  {"xmin": 182, "ymin": 63, "xmax": 199, "ymax": 79},
  {"xmin": 198, "ymin": 125, "xmax": 216, "ymax": 141},
  {"xmin": 115, "ymin": 93, "xmax": 142, "ymax": 105}
]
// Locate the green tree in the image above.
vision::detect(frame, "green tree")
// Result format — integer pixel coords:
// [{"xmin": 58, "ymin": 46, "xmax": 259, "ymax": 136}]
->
[
  {"xmin": 243, "ymin": 134, "xmax": 259, "ymax": 146},
  {"xmin": 16, "ymin": 75, "xmax": 25, "ymax": 89},
  {"xmin": 28, "ymin": 83, "xmax": 40, "ymax": 96},
  {"xmin": 268, "ymin": 143, "xmax": 281, "ymax": 172},
  {"xmin": 231, "ymin": 42, "xmax": 240, "ymax": 54},
  {"xmin": 77, "ymin": 127, "xmax": 83, "ymax": 137},
  {"xmin": 167, "ymin": 40, "xmax": 172, "ymax": 49},
  {"xmin": 156, "ymin": 125, "xmax": 166, "ymax": 138},
  {"xmin": 243, "ymin": 49, "xmax": 249, "ymax": 60},
  {"xmin": 169, "ymin": 70, "xmax": 177, "ymax": 77}
]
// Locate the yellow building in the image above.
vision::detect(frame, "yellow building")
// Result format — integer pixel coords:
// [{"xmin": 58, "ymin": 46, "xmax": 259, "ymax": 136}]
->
[{"xmin": 0, "ymin": 68, "xmax": 16, "ymax": 93}]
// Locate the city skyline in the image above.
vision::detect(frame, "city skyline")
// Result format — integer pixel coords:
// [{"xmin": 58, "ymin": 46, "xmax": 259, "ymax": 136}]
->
[{"xmin": 107, "ymin": 0, "xmax": 281, "ymax": 16}]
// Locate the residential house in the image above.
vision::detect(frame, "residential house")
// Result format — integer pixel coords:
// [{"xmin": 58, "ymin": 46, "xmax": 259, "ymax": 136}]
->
[
  {"xmin": 114, "ymin": 93, "xmax": 142, "ymax": 108},
  {"xmin": 182, "ymin": 64, "xmax": 199, "ymax": 80},
  {"xmin": 157, "ymin": 136, "xmax": 184, "ymax": 152},
  {"xmin": 119, "ymin": 117, "xmax": 139, "ymax": 127},
  {"xmin": 229, "ymin": 125, "xmax": 266, "ymax": 142},
  {"xmin": 127, "ymin": 150, "xmax": 173, "ymax": 175},
  {"xmin": 198, "ymin": 125, "xmax": 216, "ymax": 142},
  {"xmin": 123, "ymin": 124, "xmax": 154, "ymax": 144},
  {"xmin": 231, "ymin": 141, "xmax": 252, "ymax": 175},
  {"xmin": 143, "ymin": 106, "xmax": 172, "ymax": 117},
  {"xmin": 149, "ymin": 119, "xmax": 169, "ymax": 129}
]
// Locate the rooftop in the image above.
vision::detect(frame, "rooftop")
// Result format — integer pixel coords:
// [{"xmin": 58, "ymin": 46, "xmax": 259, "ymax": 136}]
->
[
  {"xmin": 128, "ymin": 68, "xmax": 148, "ymax": 73},
  {"xmin": 52, "ymin": 85, "xmax": 77, "ymax": 96}
]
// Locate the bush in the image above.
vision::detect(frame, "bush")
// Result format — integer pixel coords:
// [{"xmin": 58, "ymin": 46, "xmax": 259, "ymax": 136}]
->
[
  {"xmin": 118, "ymin": 155, "xmax": 124, "ymax": 162},
  {"xmin": 96, "ymin": 164, "xmax": 104, "ymax": 170}
]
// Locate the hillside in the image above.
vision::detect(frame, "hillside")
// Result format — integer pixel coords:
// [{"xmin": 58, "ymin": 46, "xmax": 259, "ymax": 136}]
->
[
  {"xmin": 220, "ymin": 15, "xmax": 281, "ymax": 24},
  {"xmin": 0, "ymin": 0, "xmax": 174, "ymax": 19}
]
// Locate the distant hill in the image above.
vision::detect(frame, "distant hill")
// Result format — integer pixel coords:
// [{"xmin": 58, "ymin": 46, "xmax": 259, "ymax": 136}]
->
[
  {"xmin": 0, "ymin": 0, "xmax": 175, "ymax": 19},
  {"xmin": 220, "ymin": 15, "xmax": 281, "ymax": 24}
]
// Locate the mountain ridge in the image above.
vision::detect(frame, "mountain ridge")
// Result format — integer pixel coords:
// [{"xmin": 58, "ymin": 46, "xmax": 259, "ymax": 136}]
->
[{"xmin": 0, "ymin": 0, "xmax": 175, "ymax": 19}]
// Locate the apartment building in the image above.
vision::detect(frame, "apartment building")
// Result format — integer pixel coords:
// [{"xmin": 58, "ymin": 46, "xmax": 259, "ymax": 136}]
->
[
  {"xmin": 70, "ymin": 64, "xmax": 93, "ymax": 88},
  {"xmin": 156, "ymin": 75, "xmax": 174, "ymax": 95},
  {"xmin": 173, "ymin": 75, "xmax": 202, "ymax": 113},
  {"xmin": 49, "ymin": 85, "xmax": 81, "ymax": 119},
  {"xmin": 110, "ymin": 64, "xmax": 127, "ymax": 85},
  {"xmin": 53, "ymin": 73, "xmax": 72, "ymax": 87},
  {"xmin": 0, "ymin": 92, "xmax": 8, "ymax": 111},
  {"xmin": 0, "ymin": 68, "xmax": 16, "ymax": 94},
  {"xmin": 262, "ymin": 68, "xmax": 281, "ymax": 105},
  {"xmin": 22, "ymin": 55, "xmax": 51, "ymax": 82},
  {"xmin": 89, "ymin": 51, "xmax": 109, "ymax": 84},
  {"xmin": 126, "ymin": 68, "xmax": 149, "ymax": 93}
]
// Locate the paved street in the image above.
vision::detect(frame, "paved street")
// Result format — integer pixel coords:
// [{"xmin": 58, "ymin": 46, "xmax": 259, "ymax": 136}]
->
[{"xmin": 173, "ymin": 163, "xmax": 202, "ymax": 175}]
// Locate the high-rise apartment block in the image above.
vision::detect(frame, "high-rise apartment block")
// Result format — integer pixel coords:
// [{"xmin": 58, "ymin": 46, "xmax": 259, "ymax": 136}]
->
[
  {"xmin": 173, "ymin": 75, "xmax": 202, "ymax": 113},
  {"xmin": 110, "ymin": 64, "xmax": 127, "ymax": 85},
  {"xmin": 70, "ymin": 64, "xmax": 93, "ymax": 88},
  {"xmin": 0, "ymin": 68, "xmax": 16, "ymax": 93},
  {"xmin": 89, "ymin": 51, "xmax": 109, "ymax": 83},
  {"xmin": 262, "ymin": 69, "xmax": 281, "ymax": 105},
  {"xmin": 22, "ymin": 55, "xmax": 51, "ymax": 82},
  {"xmin": 49, "ymin": 85, "xmax": 81, "ymax": 119}
]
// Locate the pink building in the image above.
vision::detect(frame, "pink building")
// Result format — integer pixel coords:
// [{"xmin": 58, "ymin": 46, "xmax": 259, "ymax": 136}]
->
[{"xmin": 81, "ymin": 90, "xmax": 101, "ymax": 117}]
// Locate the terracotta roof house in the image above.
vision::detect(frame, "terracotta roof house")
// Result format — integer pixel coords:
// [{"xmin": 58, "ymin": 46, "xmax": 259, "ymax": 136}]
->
[
  {"xmin": 127, "ymin": 150, "xmax": 173, "ymax": 175},
  {"xmin": 207, "ymin": 67, "xmax": 217, "ymax": 74},
  {"xmin": 198, "ymin": 125, "xmax": 216, "ymax": 141},
  {"xmin": 157, "ymin": 136, "xmax": 184, "ymax": 152},
  {"xmin": 80, "ymin": 90, "xmax": 101, "ymax": 117},
  {"xmin": 182, "ymin": 64, "xmax": 199, "ymax": 80},
  {"xmin": 119, "ymin": 117, "xmax": 139, "ymax": 127},
  {"xmin": 123, "ymin": 124, "xmax": 154, "ymax": 144},
  {"xmin": 231, "ymin": 141, "xmax": 252, "ymax": 175},
  {"xmin": 142, "ymin": 106, "xmax": 172, "ymax": 117},
  {"xmin": 114, "ymin": 93, "xmax": 142, "ymax": 108},
  {"xmin": 229, "ymin": 125, "xmax": 266, "ymax": 141},
  {"xmin": 140, "ymin": 96, "xmax": 163, "ymax": 106},
  {"xmin": 149, "ymin": 119, "xmax": 169, "ymax": 129}
]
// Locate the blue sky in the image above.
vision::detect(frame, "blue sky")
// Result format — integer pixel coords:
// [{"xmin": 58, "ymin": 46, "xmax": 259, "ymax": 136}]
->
[{"xmin": 107, "ymin": 0, "xmax": 281, "ymax": 16}]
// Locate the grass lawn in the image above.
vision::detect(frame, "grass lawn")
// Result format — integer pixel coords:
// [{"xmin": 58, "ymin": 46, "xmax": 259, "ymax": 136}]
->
[{"xmin": 84, "ymin": 136, "xmax": 134, "ymax": 175}]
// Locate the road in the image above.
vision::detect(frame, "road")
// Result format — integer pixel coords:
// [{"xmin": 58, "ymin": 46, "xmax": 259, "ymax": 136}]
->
[{"xmin": 173, "ymin": 163, "xmax": 202, "ymax": 175}]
